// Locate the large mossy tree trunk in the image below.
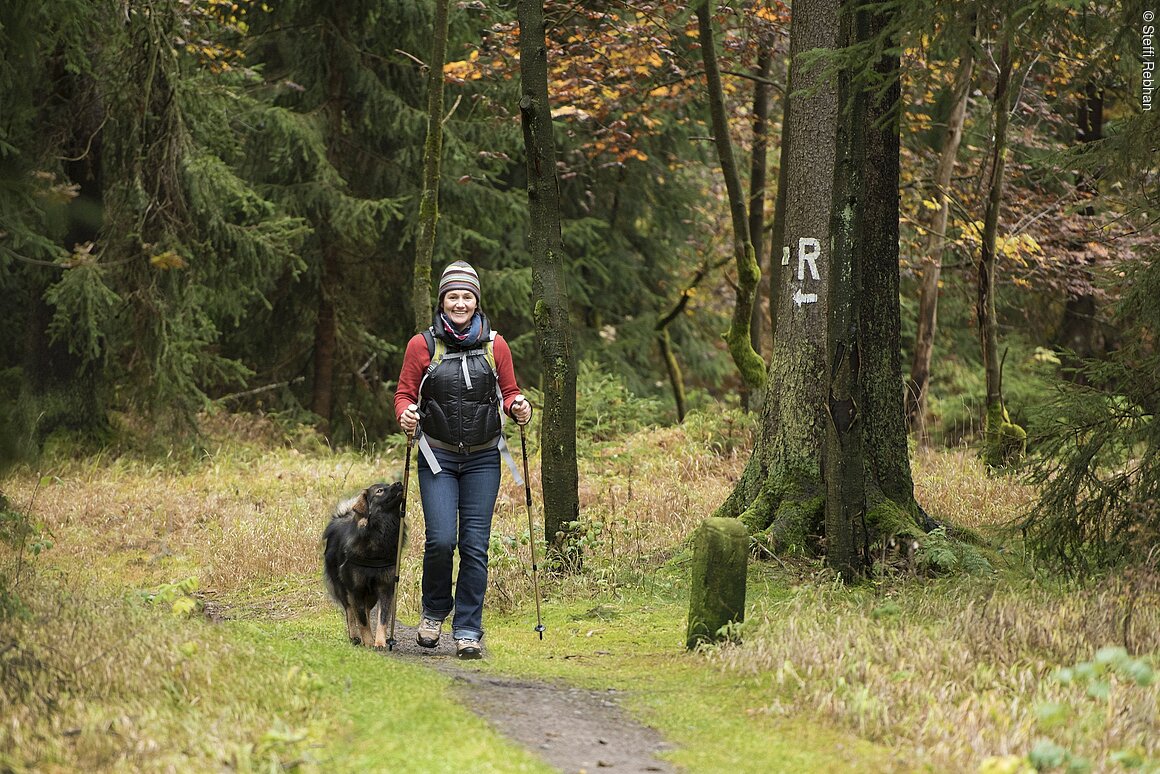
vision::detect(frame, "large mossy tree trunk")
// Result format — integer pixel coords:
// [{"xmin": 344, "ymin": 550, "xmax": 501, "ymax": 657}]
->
[
  {"xmin": 715, "ymin": 0, "xmax": 841, "ymax": 551},
  {"xmin": 518, "ymin": 0, "xmax": 580, "ymax": 553},
  {"xmin": 714, "ymin": 0, "xmax": 920, "ymax": 573},
  {"xmin": 695, "ymin": 2, "xmax": 767, "ymax": 398},
  {"xmin": 844, "ymin": 0, "xmax": 915, "ymax": 557},
  {"xmin": 411, "ymin": 0, "xmax": 450, "ymax": 332},
  {"xmin": 906, "ymin": 44, "xmax": 974, "ymax": 440}
]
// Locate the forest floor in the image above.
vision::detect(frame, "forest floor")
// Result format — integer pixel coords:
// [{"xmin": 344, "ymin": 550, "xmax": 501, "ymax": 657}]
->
[
  {"xmin": 2, "ymin": 415, "xmax": 1157, "ymax": 772},
  {"xmin": 389, "ymin": 622, "xmax": 674, "ymax": 773}
]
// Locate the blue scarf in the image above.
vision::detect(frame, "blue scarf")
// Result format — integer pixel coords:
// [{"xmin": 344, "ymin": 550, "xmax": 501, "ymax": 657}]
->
[{"xmin": 440, "ymin": 311, "xmax": 483, "ymax": 348}]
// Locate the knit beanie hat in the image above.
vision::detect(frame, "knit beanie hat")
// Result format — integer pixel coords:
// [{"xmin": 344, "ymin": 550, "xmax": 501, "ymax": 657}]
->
[{"xmin": 438, "ymin": 261, "xmax": 482, "ymax": 303}]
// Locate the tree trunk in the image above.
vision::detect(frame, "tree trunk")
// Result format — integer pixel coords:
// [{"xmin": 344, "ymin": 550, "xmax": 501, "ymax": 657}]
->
[
  {"xmin": 658, "ymin": 329, "xmax": 686, "ymax": 422},
  {"xmin": 411, "ymin": 0, "xmax": 450, "ymax": 332},
  {"xmin": 695, "ymin": 2, "xmax": 766, "ymax": 395},
  {"xmin": 768, "ymin": 93, "xmax": 790, "ymax": 341},
  {"xmin": 715, "ymin": 0, "xmax": 841, "ymax": 548},
  {"xmin": 824, "ymin": 0, "xmax": 909, "ymax": 579},
  {"xmin": 518, "ymin": 0, "xmax": 580, "ymax": 555},
  {"xmin": 906, "ymin": 47, "xmax": 974, "ymax": 439},
  {"xmin": 852, "ymin": 1, "xmax": 914, "ymax": 526},
  {"xmin": 743, "ymin": 48, "xmax": 775, "ymax": 412},
  {"xmin": 1055, "ymin": 82, "xmax": 1105, "ymax": 382},
  {"xmin": 312, "ymin": 58, "xmax": 347, "ymax": 435},
  {"xmin": 978, "ymin": 38, "xmax": 1012, "ymax": 434},
  {"xmin": 714, "ymin": 0, "xmax": 920, "ymax": 569},
  {"xmin": 312, "ymin": 243, "xmax": 339, "ymax": 433},
  {"xmin": 656, "ymin": 258, "xmax": 724, "ymax": 422},
  {"xmin": 826, "ymin": 29, "xmax": 868, "ymax": 578}
]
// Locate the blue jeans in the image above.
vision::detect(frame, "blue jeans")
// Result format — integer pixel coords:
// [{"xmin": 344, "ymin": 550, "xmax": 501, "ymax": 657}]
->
[{"xmin": 417, "ymin": 446, "xmax": 500, "ymax": 641}]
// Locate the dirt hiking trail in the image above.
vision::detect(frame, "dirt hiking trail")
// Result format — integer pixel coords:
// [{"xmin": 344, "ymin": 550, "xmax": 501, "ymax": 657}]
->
[{"xmin": 387, "ymin": 623, "xmax": 675, "ymax": 773}]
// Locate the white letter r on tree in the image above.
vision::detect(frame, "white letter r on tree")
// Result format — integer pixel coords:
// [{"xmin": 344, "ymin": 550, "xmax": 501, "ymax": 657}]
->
[{"xmin": 798, "ymin": 237, "xmax": 821, "ymax": 281}]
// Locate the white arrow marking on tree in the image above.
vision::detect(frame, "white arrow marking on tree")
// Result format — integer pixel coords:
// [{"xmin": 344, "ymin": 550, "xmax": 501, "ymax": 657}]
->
[
  {"xmin": 793, "ymin": 288, "xmax": 818, "ymax": 307},
  {"xmin": 797, "ymin": 238, "xmax": 821, "ymax": 281}
]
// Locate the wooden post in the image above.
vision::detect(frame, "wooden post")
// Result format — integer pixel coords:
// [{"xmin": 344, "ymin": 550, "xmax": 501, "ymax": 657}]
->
[{"xmin": 686, "ymin": 518, "xmax": 748, "ymax": 649}]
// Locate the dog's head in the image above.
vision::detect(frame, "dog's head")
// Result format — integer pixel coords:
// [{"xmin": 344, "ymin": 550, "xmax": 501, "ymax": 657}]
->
[{"xmin": 359, "ymin": 481, "xmax": 403, "ymax": 530}]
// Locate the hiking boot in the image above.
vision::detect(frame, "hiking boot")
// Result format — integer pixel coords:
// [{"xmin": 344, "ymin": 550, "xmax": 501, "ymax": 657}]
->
[
  {"xmin": 455, "ymin": 638, "xmax": 482, "ymax": 660},
  {"xmin": 417, "ymin": 616, "xmax": 442, "ymax": 648}
]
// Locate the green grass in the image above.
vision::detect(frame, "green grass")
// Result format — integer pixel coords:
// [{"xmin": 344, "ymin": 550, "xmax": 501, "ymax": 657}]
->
[
  {"xmin": 230, "ymin": 615, "xmax": 552, "ymax": 773},
  {"xmin": 0, "ymin": 570, "xmax": 551, "ymax": 773},
  {"xmin": 478, "ymin": 576, "xmax": 908, "ymax": 773}
]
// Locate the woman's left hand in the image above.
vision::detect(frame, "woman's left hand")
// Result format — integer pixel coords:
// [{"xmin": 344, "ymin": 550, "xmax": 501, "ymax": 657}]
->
[{"xmin": 511, "ymin": 396, "xmax": 533, "ymax": 425}]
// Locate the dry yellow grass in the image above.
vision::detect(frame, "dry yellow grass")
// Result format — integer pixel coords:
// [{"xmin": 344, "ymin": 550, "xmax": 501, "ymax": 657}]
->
[
  {"xmin": 2, "ymin": 413, "xmax": 743, "ymax": 624},
  {"xmin": 703, "ymin": 447, "xmax": 1159, "ymax": 773},
  {"xmin": 709, "ymin": 574, "xmax": 1159, "ymax": 772},
  {"xmin": 912, "ymin": 447, "xmax": 1040, "ymax": 531}
]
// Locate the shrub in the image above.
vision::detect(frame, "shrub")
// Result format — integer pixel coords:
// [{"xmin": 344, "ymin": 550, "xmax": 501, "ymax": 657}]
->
[{"xmin": 575, "ymin": 359, "xmax": 669, "ymax": 443}]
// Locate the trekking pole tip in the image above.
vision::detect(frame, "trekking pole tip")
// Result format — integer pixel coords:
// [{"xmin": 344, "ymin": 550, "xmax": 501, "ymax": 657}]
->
[{"xmin": 535, "ymin": 624, "xmax": 545, "ymax": 639}]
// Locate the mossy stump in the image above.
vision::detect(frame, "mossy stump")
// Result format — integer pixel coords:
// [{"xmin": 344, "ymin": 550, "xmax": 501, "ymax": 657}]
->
[{"xmin": 686, "ymin": 517, "xmax": 748, "ymax": 649}]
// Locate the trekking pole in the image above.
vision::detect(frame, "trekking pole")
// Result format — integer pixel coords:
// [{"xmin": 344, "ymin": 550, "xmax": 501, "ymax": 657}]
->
[
  {"xmin": 516, "ymin": 402, "xmax": 545, "ymax": 640},
  {"xmin": 387, "ymin": 422, "xmax": 420, "ymax": 651}
]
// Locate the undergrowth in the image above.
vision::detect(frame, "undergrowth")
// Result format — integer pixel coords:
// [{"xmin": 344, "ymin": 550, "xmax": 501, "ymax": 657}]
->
[
  {"xmin": 707, "ymin": 570, "xmax": 1159, "ymax": 773},
  {"xmin": 1, "ymin": 406, "xmax": 1157, "ymax": 772}
]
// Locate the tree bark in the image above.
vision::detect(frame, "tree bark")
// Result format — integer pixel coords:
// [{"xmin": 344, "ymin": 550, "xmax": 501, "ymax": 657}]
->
[
  {"xmin": 411, "ymin": 0, "xmax": 450, "ymax": 332},
  {"xmin": 906, "ymin": 47, "xmax": 974, "ymax": 439},
  {"xmin": 825, "ymin": 0, "xmax": 869, "ymax": 580},
  {"xmin": 715, "ymin": 0, "xmax": 840, "ymax": 548},
  {"xmin": 518, "ymin": 0, "xmax": 580, "ymax": 554},
  {"xmin": 768, "ymin": 93, "xmax": 790, "ymax": 341},
  {"xmin": 743, "ymin": 48, "xmax": 775, "ymax": 412},
  {"xmin": 658, "ymin": 329, "xmax": 686, "ymax": 422},
  {"xmin": 853, "ymin": 1, "xmax": 914, "ymax": 523},
  {"xmin": 714, "ymin": 0, "xmax": 920, "ymax": 569},
  {"xmin": 978, "ymin": 38, "xmax": 1012, "ymax": 429},
  {"xmin": 695, "ymin": 2, "xmax": 766, "ymax": 395}
]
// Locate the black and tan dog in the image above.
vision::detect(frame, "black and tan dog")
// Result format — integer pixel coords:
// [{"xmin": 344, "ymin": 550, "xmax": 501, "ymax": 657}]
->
[{"xmin": 322, "ymin": 481, "xmax": 405, "ymax": 649}]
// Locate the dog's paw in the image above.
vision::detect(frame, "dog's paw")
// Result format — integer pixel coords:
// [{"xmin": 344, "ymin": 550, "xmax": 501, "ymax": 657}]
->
[{"xmin": 349, "ymin": 636, "xmax": 362, "ymax": 646}]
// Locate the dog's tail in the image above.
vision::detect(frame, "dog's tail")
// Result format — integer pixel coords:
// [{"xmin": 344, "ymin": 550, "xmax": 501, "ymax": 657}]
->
[
  {"xmin": 322, "ymin": 519, "xmax": 347, "ymax": 606},
  {"xmin": 333, "ymin": 491, "xmax": 367, "ymax": 520}
]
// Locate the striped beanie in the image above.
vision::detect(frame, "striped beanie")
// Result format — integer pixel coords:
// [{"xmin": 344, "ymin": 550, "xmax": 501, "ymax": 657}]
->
[{"xmin": 438, "ymin": 260, "xmax": 482, "ymax": 303}]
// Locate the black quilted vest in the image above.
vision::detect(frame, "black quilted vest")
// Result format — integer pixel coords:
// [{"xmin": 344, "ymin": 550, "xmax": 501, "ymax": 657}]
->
[{"xmin": 420, "ymin": 313, "xmax": 501, "ymax": 449}]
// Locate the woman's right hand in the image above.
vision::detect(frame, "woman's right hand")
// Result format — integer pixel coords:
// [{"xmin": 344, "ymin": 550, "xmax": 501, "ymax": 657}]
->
[{"xmin": 399, "ymin": 403, "xmax": 420, "ymax": 434}]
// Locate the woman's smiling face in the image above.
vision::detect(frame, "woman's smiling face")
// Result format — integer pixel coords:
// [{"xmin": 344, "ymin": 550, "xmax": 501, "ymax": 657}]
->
[{"xmin": 442, "ymin": 289, "xmax": 477, "ymax": 329}]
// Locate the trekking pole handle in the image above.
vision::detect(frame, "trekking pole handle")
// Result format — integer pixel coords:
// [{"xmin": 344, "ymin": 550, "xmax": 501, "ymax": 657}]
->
[{"xmin": 511, "ymin": 396, "xmax": 533, "ymax": 424}]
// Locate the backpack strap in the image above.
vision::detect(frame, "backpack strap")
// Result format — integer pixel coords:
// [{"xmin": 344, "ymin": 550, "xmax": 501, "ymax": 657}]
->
[{"xmin": 416, "ymin": 328, "xmax": 444, "ymax": 474}]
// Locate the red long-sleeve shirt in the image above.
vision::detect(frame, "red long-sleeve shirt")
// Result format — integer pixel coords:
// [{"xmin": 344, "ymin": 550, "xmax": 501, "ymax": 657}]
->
[{"xmin": 393, "ymin": 333, "xmax": 524, "ymax": 424}]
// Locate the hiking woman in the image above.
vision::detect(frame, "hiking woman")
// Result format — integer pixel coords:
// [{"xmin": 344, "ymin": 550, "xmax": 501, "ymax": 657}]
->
[{"xmin": 394, "ymin": 261, "xmax": 532, "ymax": 659}]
